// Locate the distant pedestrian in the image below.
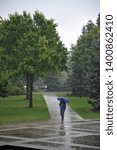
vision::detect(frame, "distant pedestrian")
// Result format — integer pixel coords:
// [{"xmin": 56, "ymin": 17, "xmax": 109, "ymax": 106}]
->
[{"xmin": 59, "ymin": 100, "xmax": 66, "ymax": 122}]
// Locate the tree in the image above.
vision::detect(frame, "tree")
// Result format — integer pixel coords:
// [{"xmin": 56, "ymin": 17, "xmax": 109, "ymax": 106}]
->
[
  {"xmin": 0, "ymin": 19, "xmax": 10, "ymax": 98},
  {"xmin": 0, "ymin": 71, "xmax": 9, "ymax": 98},
  {"xmin": 70, "ymin": 15, "xmax": 100, "ymax": 111},
  {"xmin": 0, "ymin": 11, "xmax": 67, "ymax": 107},
  {"xmin": 43, "ymin": 71, "xmax": 68, "ymax": 92}
]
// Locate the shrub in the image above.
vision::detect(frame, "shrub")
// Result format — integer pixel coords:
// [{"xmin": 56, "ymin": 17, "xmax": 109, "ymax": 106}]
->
[
  {"xmin": 88, "ymin": 98, "xmax": 100, "ymax": 111},
  {"xmin": 0, "ymin": 80, "xmax": 9, "ymax": 98},
  {"xmin": 8, "ymin": 83, "xmax": 25, "ymax": 96}
]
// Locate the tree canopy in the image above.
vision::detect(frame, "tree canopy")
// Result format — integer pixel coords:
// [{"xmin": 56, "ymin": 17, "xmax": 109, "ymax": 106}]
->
[
  {"xmin": 0, "ymin": 11, "xmax": 67, "ymax": 107},
  {"xmin": 69, "ymin": 14, "xmax": 100, "ymax": 111}
]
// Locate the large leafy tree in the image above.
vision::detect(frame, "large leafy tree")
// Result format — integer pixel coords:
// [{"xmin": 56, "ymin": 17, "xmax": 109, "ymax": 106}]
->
[
  {"xmin": 0, "ymin": 11, "xmax": 67, "ymax": 107},
  {"xmin": 0, "ymin": 17, "xmax": 9, "ymax": 97}
]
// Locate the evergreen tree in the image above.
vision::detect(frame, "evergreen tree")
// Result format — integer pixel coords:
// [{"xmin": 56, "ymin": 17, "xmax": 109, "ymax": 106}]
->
[{"xmin": 70, "ymin": 14, "xmax": 100, "ymax": 111}]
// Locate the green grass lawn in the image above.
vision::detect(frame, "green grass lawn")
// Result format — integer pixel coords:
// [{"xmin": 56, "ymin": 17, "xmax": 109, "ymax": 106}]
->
[
  {"xmin": 0, "ymin": 93, "xmax": 50, "ymax": 124},
  {"xmin": 57, "ymin": 92, "xmax": 100, "ymax": 119}
]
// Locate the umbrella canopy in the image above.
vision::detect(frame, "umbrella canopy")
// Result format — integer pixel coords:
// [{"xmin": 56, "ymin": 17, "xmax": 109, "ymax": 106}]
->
[{"xmin": 57, "ymin": 97, "xmax": 69, "ymax": 103}]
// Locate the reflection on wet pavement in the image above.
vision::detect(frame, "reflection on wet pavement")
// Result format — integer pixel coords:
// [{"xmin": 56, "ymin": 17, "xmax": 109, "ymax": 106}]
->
[
  {"xmin": 72, "ymin": 135, "xmax": 100, "ymax": 146},
  {"xmin": 0, "ymin": 93, "xmax": 100, "ymax": 150},
  {"xmin": 0, "ymin": 145, "xmax": 41, "ymax": 150}
]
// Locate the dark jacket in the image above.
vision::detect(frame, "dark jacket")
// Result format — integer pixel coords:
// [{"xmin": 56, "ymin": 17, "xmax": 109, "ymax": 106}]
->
[{"xmin": 59, "ymin": 100, "xmax": 66, "ymax": 110}]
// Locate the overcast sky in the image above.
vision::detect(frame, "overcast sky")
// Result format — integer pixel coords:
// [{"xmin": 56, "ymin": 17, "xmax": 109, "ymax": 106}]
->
[{"xmin": 0, "ymin": 0, "xmax": 100, "ymax": 49}]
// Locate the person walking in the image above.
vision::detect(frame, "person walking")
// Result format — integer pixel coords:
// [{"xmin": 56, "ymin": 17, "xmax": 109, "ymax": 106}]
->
[{"xmin": 59, "ymin": 100, "xmax": 66, "ymax": 122}]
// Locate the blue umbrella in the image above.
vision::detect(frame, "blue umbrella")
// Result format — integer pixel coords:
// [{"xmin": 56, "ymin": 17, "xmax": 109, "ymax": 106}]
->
[{"xmin": 57, "ymin": 97, "xmax": 69, "ymax": 103}]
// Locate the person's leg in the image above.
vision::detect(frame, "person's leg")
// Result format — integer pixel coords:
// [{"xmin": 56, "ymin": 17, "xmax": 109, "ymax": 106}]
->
[
  {"xmin": 60, "ymin": 109, "xmax": 63, "ymax": 120},
  {"xmin": 61, "ymin": 109, "xmax": 65, "ymax": 121}
]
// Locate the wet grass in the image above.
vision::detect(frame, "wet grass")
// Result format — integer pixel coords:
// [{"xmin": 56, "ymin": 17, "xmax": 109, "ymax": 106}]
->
[
  {"xmin": 0, "ymin": 93, "xmax": 50, "ymax": 124},
  {"xmin": 56, "ymin": 92, "xmax": 100, "ymax": 119}
]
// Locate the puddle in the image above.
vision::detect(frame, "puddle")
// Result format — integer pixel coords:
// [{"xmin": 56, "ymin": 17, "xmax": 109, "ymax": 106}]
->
[
  {"xmin": 72, "ymin": 123, "xmax": 100, "ymax": 131},
  {"xmin": 27, "ymin": 141, "xmax": 63, "ymax": 148},
  {"xmin": 0, "ymin": 128, "xmax": 56, "ymax": 139},
  {"xmin": 72, "ymin": 135, "xmax": 100, "ymax": 147},
  {"xmin": 0, "ymin": 137, "xmax": 22, "ymax": 142},
  {"xmin": 0, "ymin": 145, "xmax": 42, "ymax": 150},
  {"xmin": 71, "ymin": 145, "xmax": 99, "ymax": 150}
]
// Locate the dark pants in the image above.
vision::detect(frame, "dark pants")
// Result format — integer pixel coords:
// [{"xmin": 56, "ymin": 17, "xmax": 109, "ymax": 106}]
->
[{"xmin": 60, "ymin": 108, "xmax": 65, "ymax": 121}]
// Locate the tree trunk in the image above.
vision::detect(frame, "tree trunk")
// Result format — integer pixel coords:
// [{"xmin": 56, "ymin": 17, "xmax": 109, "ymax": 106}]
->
[
  {"xmin": 26, "ymin": 75, "xmax": 30, "ymax": 99},
  {"xmin": 79, "ymin": 72, "xmax": 82, "ymax": 98},
  {"xmin": 28, "ymin": 74, "xmax": 34, "ymax": 108}
]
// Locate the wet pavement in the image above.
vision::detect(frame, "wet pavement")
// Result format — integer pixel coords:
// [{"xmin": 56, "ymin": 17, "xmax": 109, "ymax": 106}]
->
[
  {"xmin": 0, "ymin": 93, "xmax": 100, "ymax": 150},
  {"xmin": 43, "ymin": 93, "xmax": 83, "ymax": 122}
]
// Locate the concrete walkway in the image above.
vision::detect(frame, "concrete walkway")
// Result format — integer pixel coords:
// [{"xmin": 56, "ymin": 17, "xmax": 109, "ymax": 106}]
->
[
  {"xmin": 0, "ymin": 92, "xmax": 100, "ymax": 150},
  {"xmin": 43, "ymin": 92, "xmax": 83, "ymax": 122}
]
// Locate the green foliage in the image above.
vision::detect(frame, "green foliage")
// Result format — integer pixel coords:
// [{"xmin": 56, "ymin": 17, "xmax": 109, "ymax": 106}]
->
[
  {"xmin": 43, "ymin": 71, "xmax": 68, "ymax": 91},
  {"xmin": 69, "ymin": 14, "xmax": 100, "ymax": 111},
  {"xmin": 0, "ymin": 71, "xmax": 9, "ymax": 98},
  {"xmin": 0, "ymin": 80, "xmax": 9, "ymax": 98},
  {"xmin": 0, "ymin": 11, "xmax": 67, "ymax": 107},
  {"xmin": 88, "ymin": 98, "xmax": 100, "ymax": 111},
  {"xmin": 8, "ymin": 82, "xmax": 25, "ymax": 96}
]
